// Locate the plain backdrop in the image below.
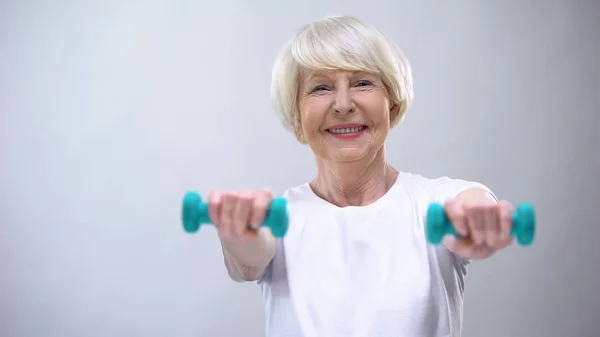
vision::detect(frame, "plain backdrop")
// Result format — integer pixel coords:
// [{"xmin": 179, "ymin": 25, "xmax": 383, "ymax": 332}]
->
[{"xmin": 1, "ymin": 1, "xmax": 599, "ymax": 336}]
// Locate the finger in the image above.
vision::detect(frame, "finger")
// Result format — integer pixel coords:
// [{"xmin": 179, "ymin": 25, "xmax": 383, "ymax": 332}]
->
[
  {"xmin": 484, "ymin": 203, "xmax": 500, "ymax": 247},
  {"xmin": 250, "ymin": 188, "xmax": 274, "ymax": 230},
  {"xmin": 444, "ymin": 199, "xmax": 468, "ymax": 236},
  {"xmin": 208, "ymin": 190, "xmax": 223, "ymax": 225},
  {"xmin": 466, "ymin": 203, "xmax": 485, "ymax": 246},
  {"xmin": 492, "ymin": 235, "xmax": 514, "ymax": 250},
  {"xmin": 219, "ymin": 193, "xmax": 236, "ymax": 238},
  {"xmin": 232, "ymin": 190, "xmax": 254, "ymax": 239},
  {"xmin": 498, "ymin": 200, "xmax": 513, "ymax": 242}
]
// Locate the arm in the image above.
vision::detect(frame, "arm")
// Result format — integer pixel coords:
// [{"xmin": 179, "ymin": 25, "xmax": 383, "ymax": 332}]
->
[
  {"xmin": 442, "ymin": 187, "xmax": 514, "ymax": 260},
  {"xmin": 208, "ymin": 189, "xmax": 278, "ymax": 282},
  {"xmin": 220, "ymin": 228, "xmax": 276, "ymax": 281}
]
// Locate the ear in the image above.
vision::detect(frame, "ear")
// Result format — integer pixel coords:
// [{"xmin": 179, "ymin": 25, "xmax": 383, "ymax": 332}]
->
[
  {"xmin": 294, "ymin": 114, "xmax": 303, "ymax": 136},
  {"xmin": 389, "ymin": 102, "xmax": 400, "ymax": 123},
  {"xmin": 295, "ymin": 124, "xmax": 303, "ymax": 138}
]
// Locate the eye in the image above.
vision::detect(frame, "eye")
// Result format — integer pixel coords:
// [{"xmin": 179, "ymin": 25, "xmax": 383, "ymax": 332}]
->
[
  {"xmin": 355, "ymin": 80, "xmax": 373, "ymax": 87},
  {"xmin": 311, "ymin": 85, "xmax": 329, "ymax": 93}
]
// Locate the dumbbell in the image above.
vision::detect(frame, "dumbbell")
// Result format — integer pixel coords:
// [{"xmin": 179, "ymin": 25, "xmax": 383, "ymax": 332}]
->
[
  {"xmin": 425, "ymin": 202, "xmax": 536, "ymax": 246},
  {"xmin": 181, "ymin": 191, "xmax": 290, "ymax": 238}
]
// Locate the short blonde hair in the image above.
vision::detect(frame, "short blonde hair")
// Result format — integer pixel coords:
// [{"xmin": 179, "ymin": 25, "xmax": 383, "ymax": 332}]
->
[{"xmin": 270, "ymin": 15, "xmax": 414, "ymax": 143}]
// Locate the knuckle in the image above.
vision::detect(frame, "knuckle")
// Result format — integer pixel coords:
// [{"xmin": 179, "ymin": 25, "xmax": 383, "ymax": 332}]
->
[
  {"xmin": 236, "ymin": 190, "xmax": 254, "ymax": 203},
  {"xmin": 221, "ymin": 192, "xmax": 234, "ymax": 202},
  {"xmin": 260, "ymin": 188, "xmax": 274, "ymax": 197},
  {"xmin": 208, "ymin": 196, "xmax": 220, "ymax": 208}
]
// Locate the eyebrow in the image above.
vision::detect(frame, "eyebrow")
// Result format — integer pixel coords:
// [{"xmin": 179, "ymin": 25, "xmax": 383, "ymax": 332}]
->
[{"xmin": 303, "ymin": 72, "xmax": 330, "ymax": 83}]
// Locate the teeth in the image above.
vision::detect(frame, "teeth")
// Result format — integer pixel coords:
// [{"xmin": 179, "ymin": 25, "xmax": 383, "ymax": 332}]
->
[{"xmin": 329, "ymin": 126, "xmax": 365, "ymax": 134}]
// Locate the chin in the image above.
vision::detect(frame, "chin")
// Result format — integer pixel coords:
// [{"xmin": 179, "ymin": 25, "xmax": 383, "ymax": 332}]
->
[{"xmin": 330, "ymin": 146, "xmax": 372, "ymax": 163}]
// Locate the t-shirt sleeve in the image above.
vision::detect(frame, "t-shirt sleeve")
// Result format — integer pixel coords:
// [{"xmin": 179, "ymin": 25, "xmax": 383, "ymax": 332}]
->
[{"xmin": 427, "ymin": 176, "xmax": 498, "ymax": 204}]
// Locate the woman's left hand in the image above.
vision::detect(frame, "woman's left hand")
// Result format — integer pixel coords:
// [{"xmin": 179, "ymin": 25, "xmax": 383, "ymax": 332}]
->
[{"xmin": 443, "ymin": 197, "xmax": 515, "ymax": 259}]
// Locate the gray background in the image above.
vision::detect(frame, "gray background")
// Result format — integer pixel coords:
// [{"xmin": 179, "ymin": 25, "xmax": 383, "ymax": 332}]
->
[{"xmin": 1, "ymin": 1, "xmax": 598, "ymax": 336}]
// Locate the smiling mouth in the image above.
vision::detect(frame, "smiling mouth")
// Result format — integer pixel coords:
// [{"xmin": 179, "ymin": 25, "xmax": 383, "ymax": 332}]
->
[{"xmin": 327, "ymin": 125, "xmax": 367, "ymax": 134}]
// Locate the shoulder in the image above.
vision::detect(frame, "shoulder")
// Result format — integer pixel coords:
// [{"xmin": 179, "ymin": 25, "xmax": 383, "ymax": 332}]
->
[
  {"xmin": 282, "ymin": 182, "xmax": 311, "ymax": 198},
  {"xmin": 281, "ymin": 182, "xmax": 318, "ymax": 206},
  {"xmin": 398, "ymin": 172, "xmax": 496, "ymax": 203}
]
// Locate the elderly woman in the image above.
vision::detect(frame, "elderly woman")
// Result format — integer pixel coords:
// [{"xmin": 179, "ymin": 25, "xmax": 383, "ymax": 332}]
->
[{"xmin": 208, "ymin": 15, "xmax": 515, "ymax": 337}]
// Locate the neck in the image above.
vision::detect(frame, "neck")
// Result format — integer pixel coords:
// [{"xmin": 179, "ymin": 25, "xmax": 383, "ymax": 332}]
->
[{"xmin": 310, "ymin": 147, "xmax": 398, "ymax": 207}]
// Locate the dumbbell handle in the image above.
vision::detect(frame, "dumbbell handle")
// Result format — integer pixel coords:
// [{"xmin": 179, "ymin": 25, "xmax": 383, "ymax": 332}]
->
[
  {"xmin": 426, "ymin": 202, "xmax": 536, "ymax": 246},
  {"xmin": 181, "ymin": 192, "xmax": 289, "ymax": 238}
]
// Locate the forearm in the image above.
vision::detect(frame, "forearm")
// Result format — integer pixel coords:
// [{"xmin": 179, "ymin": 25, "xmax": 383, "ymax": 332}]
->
[{"xmin": 220, "ymin": 228, "xmax": 276, "ymax": 281}]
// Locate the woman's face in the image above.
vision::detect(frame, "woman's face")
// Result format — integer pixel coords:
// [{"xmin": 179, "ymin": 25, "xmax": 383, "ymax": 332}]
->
[{"xmin": 297, "ymin": 69, "xmax": 398, "ymax": 163}]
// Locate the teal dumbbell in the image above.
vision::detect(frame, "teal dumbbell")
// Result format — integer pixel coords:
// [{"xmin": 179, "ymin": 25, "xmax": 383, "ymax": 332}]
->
[
  {"xmin": 181, "ymin": 191, "xmax": 290, "ymax": 238},
  {"xmin": 426, "ymin": 202, "xmax": 536, "ymax": 246}
]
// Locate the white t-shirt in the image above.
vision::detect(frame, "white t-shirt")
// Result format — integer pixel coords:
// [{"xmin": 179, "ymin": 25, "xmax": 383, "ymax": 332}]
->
[{"xmin": 230, "ymin": 172, "xmax": 495, "ymax": 337}]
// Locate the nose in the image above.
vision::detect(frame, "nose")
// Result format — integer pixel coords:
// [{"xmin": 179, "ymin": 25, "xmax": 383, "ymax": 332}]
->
[{"xmin": 333, "ymin": 87, "xmax": 356, "ymax": 115}]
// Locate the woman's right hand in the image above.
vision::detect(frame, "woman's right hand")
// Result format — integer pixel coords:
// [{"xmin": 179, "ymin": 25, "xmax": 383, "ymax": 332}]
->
[{"xmin": 208, "ymin": 189, "xmax": 275, "ymax": 243}]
